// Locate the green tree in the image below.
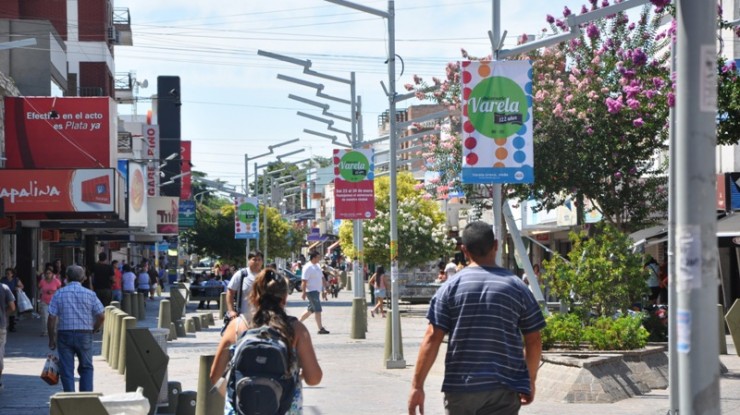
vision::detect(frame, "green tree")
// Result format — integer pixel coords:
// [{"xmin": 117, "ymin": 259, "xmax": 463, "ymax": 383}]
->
[
  {"xmin": 339, "ymin": 172, "xmax": 454, "ymax": 268},
  {"xmin": 542, "ymin": 223, "xmax": 648, "ymax": 317}
]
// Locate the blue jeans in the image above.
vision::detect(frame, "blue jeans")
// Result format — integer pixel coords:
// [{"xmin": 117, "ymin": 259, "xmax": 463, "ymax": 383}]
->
[
  {"xmin": 57, "ymin": 331, "xmax": 94, "ymax": 392},
  {"xmin": 112, "ymin": 289, "xmax": 122, "ymax": 302}
]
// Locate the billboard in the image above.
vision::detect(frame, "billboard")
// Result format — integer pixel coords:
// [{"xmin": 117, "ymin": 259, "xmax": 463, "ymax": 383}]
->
[
  {"xmin": 147, "ymin": 196, "xmax": 179, "ymax": 234},
  {"xmin": 460, "ymin": 60, "xmax": 534, "ymax": 184},
  {"xmin": 143, "ymin": 125, "xmax": 160, "ymax": 197},
  {"xmin": 0, "ymin": 169, "xmax": 116, "ymax": 213},
  {"xmin": 333, "ymin": 148, "xmax": 376, "ymax": 220},
  {"xmin": 234, "ymin": 197, "xmax": 259, "ymax": 239},
  {"xmin": 4, "ymin": 97, "xmax": 116, "ymax": 169},
  {"xmin": 127, "ymin": 161, "xmax": 148, "ymax": 227}
]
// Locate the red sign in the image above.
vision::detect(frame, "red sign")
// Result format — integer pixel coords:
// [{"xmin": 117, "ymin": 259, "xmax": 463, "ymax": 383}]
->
[
  {"xmin": 180, "ymin": 141, "xmax": 192, "ymax": 200},
  {"xmin": 333, "ymin": 149, "xmax": 376, "ymax": 220},
  {"xmin": 4, "ymin": 97, "xmax": 114, "ymax": 168},
  {"xmin": 0, "ymin": 169, "xmax": 116, "ymax": 213}
]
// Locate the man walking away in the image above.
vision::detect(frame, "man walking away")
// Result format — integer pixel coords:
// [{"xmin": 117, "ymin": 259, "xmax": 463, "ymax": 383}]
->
[
  {"xmin": 300, "ymin": 251, "xmax": 329, "ymax": 334},
  {"xmin": 92, "ymin": 252, "xmax": 114, "ymax": 307},
  {"xmin": 48, "ymin": 265, "xmax": 105, "ymax": 392},
  {"xmin": 408, "ymin": 221, "xmax": 546, "ymax": 415},
  {"xmin": 0, "ymin": 282, "xmax": 16, "ymax": 390}
]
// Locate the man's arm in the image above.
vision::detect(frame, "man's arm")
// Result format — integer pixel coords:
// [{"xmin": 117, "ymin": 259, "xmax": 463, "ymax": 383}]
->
[
  {"xmin": 225, "ymin": 288, "xmax": 237, "ymax": 317},
  {"xmin": 48, "ymin": 315, "xmax": 58, "ymax": 350},
  {"xmin": 93, "ymin": 312, "xmax": 105, "ymax": 333},
  {"xmin": 521, "ymin": 330, "xmax": 543, "ymax": 405},
  {"xmin": 408, "ymin": 324, "xmax": 446, "ymax": 415}
]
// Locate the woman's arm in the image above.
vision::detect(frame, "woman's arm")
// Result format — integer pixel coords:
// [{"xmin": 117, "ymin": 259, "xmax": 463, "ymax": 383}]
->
[
  {"xmin": 209, "ymin": 318, "xmax": 239, "ymax": 393},
  {"xmin": 293, "ymin": 320, "xmax": 322, "ymax": 386}
]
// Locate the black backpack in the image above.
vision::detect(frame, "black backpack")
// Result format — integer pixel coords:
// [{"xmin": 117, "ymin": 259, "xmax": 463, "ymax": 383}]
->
[{"xmin": 227, "ymin": 324, "xmax": 297, "ymax": 415}]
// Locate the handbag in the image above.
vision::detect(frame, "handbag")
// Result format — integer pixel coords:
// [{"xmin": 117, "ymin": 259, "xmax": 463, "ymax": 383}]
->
[
  {"xmin": 16, "ymin": 289, "xmax": 33, "ymax": 314},
  {"xmin": 41, "ymin": 354, "xmax": 60, "ymax": 385}
]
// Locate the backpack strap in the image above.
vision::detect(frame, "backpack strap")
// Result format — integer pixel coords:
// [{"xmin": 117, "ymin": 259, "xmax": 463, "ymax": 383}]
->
[{"xmin": 234, "ymin": 269, "xmax": 246, "ymax": 314}]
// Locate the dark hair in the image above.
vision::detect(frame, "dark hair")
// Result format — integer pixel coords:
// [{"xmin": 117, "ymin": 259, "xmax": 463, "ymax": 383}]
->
[
  {"xmin": 122, "ymin": 264, "xmax": 132, "ymax": 273},
  {"xmin": 308, "ymin": 251, "xmax": 320, "ymax": 260},
  {"xmin": 249, "ymin": 268, "xmax": 295, "ymax": 363},
  {"xmin": 375, "ymin": 266, "xmax": 385, "ymax": 276},
  {"xmin": 98, "ymin": 252, "xmax": 107, "ymax": 261},
  {"xmin": 461, "ymin": 221, "xmax": 496, "ymax": 258},
  {"xmin": 248, "ymin": 250, "xmax": 264, "ymax": 260}
]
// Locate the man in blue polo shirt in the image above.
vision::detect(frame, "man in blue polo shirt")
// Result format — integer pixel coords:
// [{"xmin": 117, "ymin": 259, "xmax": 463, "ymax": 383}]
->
[
  {"xmin": 48, "ymin": 265, "xmax": 105, "ymax": 392},
  {"xmin": 408, "ymin": 221, "xmax": 546, "ymax": 415}
]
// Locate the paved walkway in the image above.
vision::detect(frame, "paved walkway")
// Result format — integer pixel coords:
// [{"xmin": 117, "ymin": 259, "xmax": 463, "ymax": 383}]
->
[{"xmin": 1, "ymin": 288, "xmax": 738, "ymax": 414}]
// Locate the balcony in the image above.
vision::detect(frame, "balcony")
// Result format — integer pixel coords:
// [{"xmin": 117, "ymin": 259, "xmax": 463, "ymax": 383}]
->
[
  {"xmin": 112, "ymin": 8, "xmax": 133, "ymax": 46},
  {"xmin": 114, "ymin": 72, "xmax": 134, "ymax": 102}
]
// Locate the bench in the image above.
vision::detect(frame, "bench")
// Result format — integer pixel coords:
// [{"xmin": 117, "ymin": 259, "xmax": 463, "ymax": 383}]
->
[{"xmin": 189, "ymin": 285, "xmax": 223, "ymax": 302}]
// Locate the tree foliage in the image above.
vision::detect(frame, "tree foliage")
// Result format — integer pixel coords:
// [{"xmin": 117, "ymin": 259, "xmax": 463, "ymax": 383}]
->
[
  {"xmin": 542, "ymin": 223, "xmax": 648, "ymax": 317},
  {"xmin": 338, "ymin": 172, "xmax": 454, "ymax": 268}
]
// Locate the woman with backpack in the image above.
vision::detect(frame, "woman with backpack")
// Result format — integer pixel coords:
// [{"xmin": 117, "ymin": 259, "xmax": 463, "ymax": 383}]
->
[{"xmin": 210, "ymin": 267, "xmax": 322, "ymax": 414}]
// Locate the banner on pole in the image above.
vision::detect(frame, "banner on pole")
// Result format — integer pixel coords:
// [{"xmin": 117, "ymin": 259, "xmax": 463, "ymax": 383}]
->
[
  {"xmin": 461, "ymin": 60, "xmax": 534, "ymax": 184},
  {"xmin": 333, "ymin": 148, "xmax": 376, "ymax": 220},
  {"xmin": 234, "ymin": 197, "xmax": 259, "ymax": 239}
]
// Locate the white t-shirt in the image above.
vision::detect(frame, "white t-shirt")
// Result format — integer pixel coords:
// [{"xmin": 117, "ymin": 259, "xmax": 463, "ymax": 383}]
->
[
  {"xmin": 227, "ymin": 268, "xmax": 256, "ymax": 317},
  {"xmin": 444, "ymin": 262, "xmax": 457, "ymax": 278},
  {"xmin": 302, "ymin": 262, "xmax": 324, "ymax": 293}
]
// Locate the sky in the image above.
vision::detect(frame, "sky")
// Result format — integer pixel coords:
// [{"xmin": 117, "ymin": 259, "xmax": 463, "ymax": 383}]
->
[{"xmin": 114, "ymin": 0, "xmax": 607, "ymax": 190}]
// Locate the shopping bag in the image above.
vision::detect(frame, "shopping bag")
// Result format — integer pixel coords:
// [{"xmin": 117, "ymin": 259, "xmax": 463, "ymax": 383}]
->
[
  {"xmin": 16, "ymin": 289, "xmax": 33, "ymax": 314},
  {"xmin": 41, "ymin": 354, "xmax": 60, "ymax": 385}
]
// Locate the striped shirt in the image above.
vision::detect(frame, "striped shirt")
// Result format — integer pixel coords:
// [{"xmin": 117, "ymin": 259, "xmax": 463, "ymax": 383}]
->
[
  {"xmin": 48, "ymin": 282, "xmax": 105, "ymax": 331},
  {"xmin": 427, "ymin": 265, "xmax": 546, "ymax": 395}
]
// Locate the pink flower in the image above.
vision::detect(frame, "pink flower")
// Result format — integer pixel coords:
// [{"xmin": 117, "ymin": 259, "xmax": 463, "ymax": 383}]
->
[
  {"xmin": 633, "ymin": 117, "xmax": 644, "ymax": 127},
  {"xmin": 404, "ymin": 83, "xmax": 414, "ymax": 91},
  {"xmin": 586, "ymin": 23, "xmax": 599, "ymax": 39},
  {"xmin": 546, "ymin": 14, "xmax": 555, "ymax": 24},
  {"xmin": 605, "ymin": 97, "xmax": 623, "ymax": 114},
  {"xmin": 627, "ymin": 98, "xmax": 640, "ymax": 109},
  {"xmin": 563, "ymin": 6, "xmax": 572, "ymax": 17}
]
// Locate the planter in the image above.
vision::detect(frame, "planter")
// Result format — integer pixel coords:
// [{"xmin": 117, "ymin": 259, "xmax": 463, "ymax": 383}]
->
[{"xmin": 537, "ymin": 345, "xmax": 667, "ymax": 403}]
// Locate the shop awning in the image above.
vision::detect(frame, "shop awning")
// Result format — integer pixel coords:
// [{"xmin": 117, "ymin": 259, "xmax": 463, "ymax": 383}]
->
[
  {"xmin": 327, "ymin": 240, "xmax": 341, "ymax": 252},
  {"xmin": 629, "ymin": 222, "xmax": 668, "ymax": 248},
  {"xmin": 307, "ymin": 241, "xmax": 321, "ymax": 251}
]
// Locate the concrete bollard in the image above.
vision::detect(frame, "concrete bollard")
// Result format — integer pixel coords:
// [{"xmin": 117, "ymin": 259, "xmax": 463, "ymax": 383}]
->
[
  {"xmin": 102, "ymin": 306, "xmax": 116, "ymax": 362},
  {"xmin": 163, "ymin": 381, "xmax": 182, "ymax": 414},
  {"xmin": 137, "ymin": 293, "xmax": 146, "ymax": 320},
  {"xmin": 122, "ymin": 292, "xmax": 132, "ymax": 315},
  {"xmin": 159, "ymin": 299, "xmax": 172, "ymax": 331},
  {"xmin": 719, "ymin": 304, "xmax": 728, "ymax": 355},
  {"xmin": 350, "ymin": 298, "xmax": 366, "ymax": 339},
  {"xmin": 169, "ymin": 321, "xmax": 178, "ymax": 341},
  {"xmin": 185, "ymin": 318, "xmax": 196, "ymax": 333},
  {"xmin": 219, "ymin": 292, "xmax": 227, "ymax": 317},
  {"xmin": 174, "ymin": 320, "xmax": 187, "ymax": 337},
  {"xmin": 117, "ymin": 316, "xmax": 137, "ymax": 375},
  {"xmin": 176, "ymin": 390, "xmax": 197, "ymax": 415},
  {"xmin": 110, "ymin": 300, "xmax": 120, "ymax": 309},
  {"xmin": 202, "ymin": 311, "xmax": 215, "ymax": 326},
  {"xmin": 109, "ymin": 310, "xmax": 124, "ymax": 370},
  {"xmin": 192, "ymin": 316, "xmax": 202, "ymax": 332},
  {"xmin": 131, "ymin": 292, "xmax": 140, "ymax": 321},
  {"xmin": 383, "ymin": 309, "xmax": 403, "ymax": 363},
  {"xmin": 195, "ymin": 354, "xmax": 224, "ymax": 415},
  {"xmin": 198, "ymin": 313, "xmax": 209, "ymax": 329}
]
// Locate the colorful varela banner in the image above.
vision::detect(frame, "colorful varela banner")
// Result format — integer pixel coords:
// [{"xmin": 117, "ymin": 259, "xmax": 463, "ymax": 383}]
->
[
  {"xmin": 234, "ymin": 197, "xmax": 259, "ymax": 239},
  {"xmin": 333, "ymin": 149, "xmax": 376, "ymax": 220},
  {"xmin": 461, "ymin": 60, "xmax": 534, "ymax": 184}
]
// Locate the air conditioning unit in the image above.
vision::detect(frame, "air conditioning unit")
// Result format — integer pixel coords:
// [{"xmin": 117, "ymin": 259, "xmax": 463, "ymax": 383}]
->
[{"xmin": 107, "ymin": 27, "xmax": 119, "ymax": 43}]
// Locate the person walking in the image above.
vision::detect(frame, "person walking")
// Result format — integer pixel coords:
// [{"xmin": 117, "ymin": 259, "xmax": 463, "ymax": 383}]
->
[
  {"xmin": 225, "ymin": 250, "xmax": 264, "ymax": 322},
  {"xmin": 91, "ymin": 252, "xmax": 114, "ymax": 307},
  {"xmin": 0, "ymin": 269, "xmax": 23, "ymax": 333},
  {"xmin": 38, "ymin": 269, "xmax": 62, "ymax": 336},
  {"xmin": 369, "ymin": 266, "xmax": 389, "ymax": 318},
  {"xmin": 0, "ymin": 281, "xmax": 16, "ymax": 390},
  {"xmin": 408, "ymin": 221, "xmax": 546, "ymax": 415},
  {"xmin": 111, "ymin": 260, "xmax": 122, "ymax": 303},
  {"xmin": 299, "ymin": 251, "xmax": 329, "ymax": 334},
  {"xmin": 210, "ymin": 268, "xmax": 322, "ymax": 414},
  {"xmin": 136, "ymin": 262, "xmax": 151, "ymax": 299},
  {"xmin": 47, "ymin": 265, "xmax": 105, "ymax": 392},
  {"xmin": 121, "ymin": 264, "xmax": 136, "ymax": 294}
]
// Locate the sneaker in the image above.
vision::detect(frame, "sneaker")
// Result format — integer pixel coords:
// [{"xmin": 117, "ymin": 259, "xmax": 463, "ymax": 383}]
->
[{"xmin": 318, "ymin": 328, "xmax": 330, "ymax": 335}]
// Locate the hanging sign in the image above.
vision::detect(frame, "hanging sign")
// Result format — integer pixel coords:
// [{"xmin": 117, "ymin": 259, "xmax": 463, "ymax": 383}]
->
[
  {"xmin": 333, "ymin": 148, "xmax": 376, "ymax": 220},
  {"xmin": 234, "ymin": 197, "xmax": 259, "ymax": 239}
]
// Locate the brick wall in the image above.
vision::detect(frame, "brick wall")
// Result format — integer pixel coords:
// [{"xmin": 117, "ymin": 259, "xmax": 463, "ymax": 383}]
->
[
  {"xmin": 78, "ymin": 0, "xmax": 110, "ymax": 42},
  {"xmin": 0, "ymin": 1, "xmax": 21, "ymax": 19},
  {"xmin": 80, "ymin": 62, "xmax": 113, "ymax": 97},
  {"xmin": 19, "ymin": 0, "xmax": 68, "ymax": 39}
]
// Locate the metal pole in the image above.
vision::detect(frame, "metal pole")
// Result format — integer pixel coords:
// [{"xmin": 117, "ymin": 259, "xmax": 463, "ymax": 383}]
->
[
  {"xmin": 349, "ymin": 70, "xmax": 366, "ymax": 339},
  {"xmin": 491, "ymin": 0, "xmax": 503, "ymax": 265},
  {"xmin": 667, "ymin": 32, "xmax": 678, "ymax": 415},
  {"xmin": 675, "ymin": 1, "xmax": 719, "ymax": 414},
  {"xmin": 263, "ymin": 171, "xmax": 268, "ymax": 260},
  {"xmin": 386, "ymin": 0, "xmax": 405, "ymax": 368},
  {"xmin": 245, "ymin": 154, "xmax": 250, "ymax": 259}
]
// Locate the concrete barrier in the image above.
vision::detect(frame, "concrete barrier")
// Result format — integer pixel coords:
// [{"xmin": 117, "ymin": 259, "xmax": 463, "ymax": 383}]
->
[
  {"xmin": 198, "ymin": 314, "xmax": 209, "ymax": 329},
  {"xmin": 137, "ymin": 293, "xmax": 146, "ymax": 320},
  {"xmin": 110, "ymin": 310, "xmax": 126, "ymax": 370},
  {"xmin": 50, "ymin": 392, "xmax": 107, "ymax": 415},
  {"xmin": 218, "ymin": 292, "xmax": 227, "ymax": 317},
  {"xmin": 192, "ymin": 316, "xmax": 201, "ymax": 332},
  {"xmin": 176, "ymin": 391, "xmax": 197, "ymax": 415},
  {"xmin": 163, "ymin": 381, "xmax": 182, "ymax": 414},
  {"xmin": 169, "ymin": 322, "xmax": 178, "ymax": 341},
  {"xmin": 122, "ymin": 292, "xmax": 133, "ymax": 316},
  {"xmin": 195, "ymin": 355, "xmax": 224, "ymax": 415},
  {"xmin": 174, "ymin": 320, "xmax": 187, "ymax": 337},
  {"xmin": 185, "ymin": 318, "xmax": 196, "ymax": 333},
  {"xmin": 158, "ymin": 299, "xmax": 172, "ymax": 338},
  {"xmin": 131, "ymin": 292, "xmax": 140, "ymax": 321},
  {"xmin": 117, "ymin": 316, "xmax": 137, "ymax": 375},
  {"xmin": 102, "ymin": 306, "xmax": 116, "ymax": 362},
  {"xmin": 384, "ymin": 309, "xmax": 403, "ymax": 364}
]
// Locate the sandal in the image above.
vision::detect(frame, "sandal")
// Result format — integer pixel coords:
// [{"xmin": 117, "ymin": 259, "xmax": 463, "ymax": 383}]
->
[{"xmin": 371, "ymin": 310, "xmax": 375, "ymax": 318}]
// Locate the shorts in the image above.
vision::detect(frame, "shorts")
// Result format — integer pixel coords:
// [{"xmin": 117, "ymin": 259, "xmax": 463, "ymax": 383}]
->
[
  {"xmin": 306, "ymin": 291, "xmax": 323, "ymax": 313},
  {"xmin": 374, "ymin": 288, "xmax": 386, "ymax": 299},
  {"xmin": 0, "ymin": 328, "xmax": 6, "ymax": 372},
  {"xmin": 444, "ymin": 388, "xmax": 521, "ymax": 415}
]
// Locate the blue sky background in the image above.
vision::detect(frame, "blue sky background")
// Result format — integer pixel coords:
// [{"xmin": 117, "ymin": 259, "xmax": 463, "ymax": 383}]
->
[{"xmin": 114, "ymin": 0, "xmax": 613, "ymax": 190}]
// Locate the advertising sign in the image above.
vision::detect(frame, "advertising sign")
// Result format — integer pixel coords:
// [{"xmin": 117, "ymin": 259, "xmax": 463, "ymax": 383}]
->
[
  {"xmin": 180, "ymin": 141, "xmax": 192, "ymax": 200},
  {"xmin": 127, "ymin": 161, "xmax": 148, "ymax": 227},
  {"xmin": 460, "ymin": 60, "xmax": 534, "ymax": 184},
  {"xmin": 4, "ymin": 97, "xmax": 115, "ymax": 168},
  {"xmin": 234, "ymin": 197, "xmax": 259, "ymax": 239},
  {"xmin": 0, "ymin": 169, "xmax": 115, "ymax": 213},
  {"xmin": 179, "ymin": 200, "xmax": 196, "ymax": 228},
  {"xmin": 147, "ymin": 196, "xmax": 179, "ymax": 234},
  {"xmin": 143, "ymin": 125, "xmax": 160, "ymax": 197},
  {"xmin": 333, "ymin": 148, "xmax": 376, "ymax": 220}
]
